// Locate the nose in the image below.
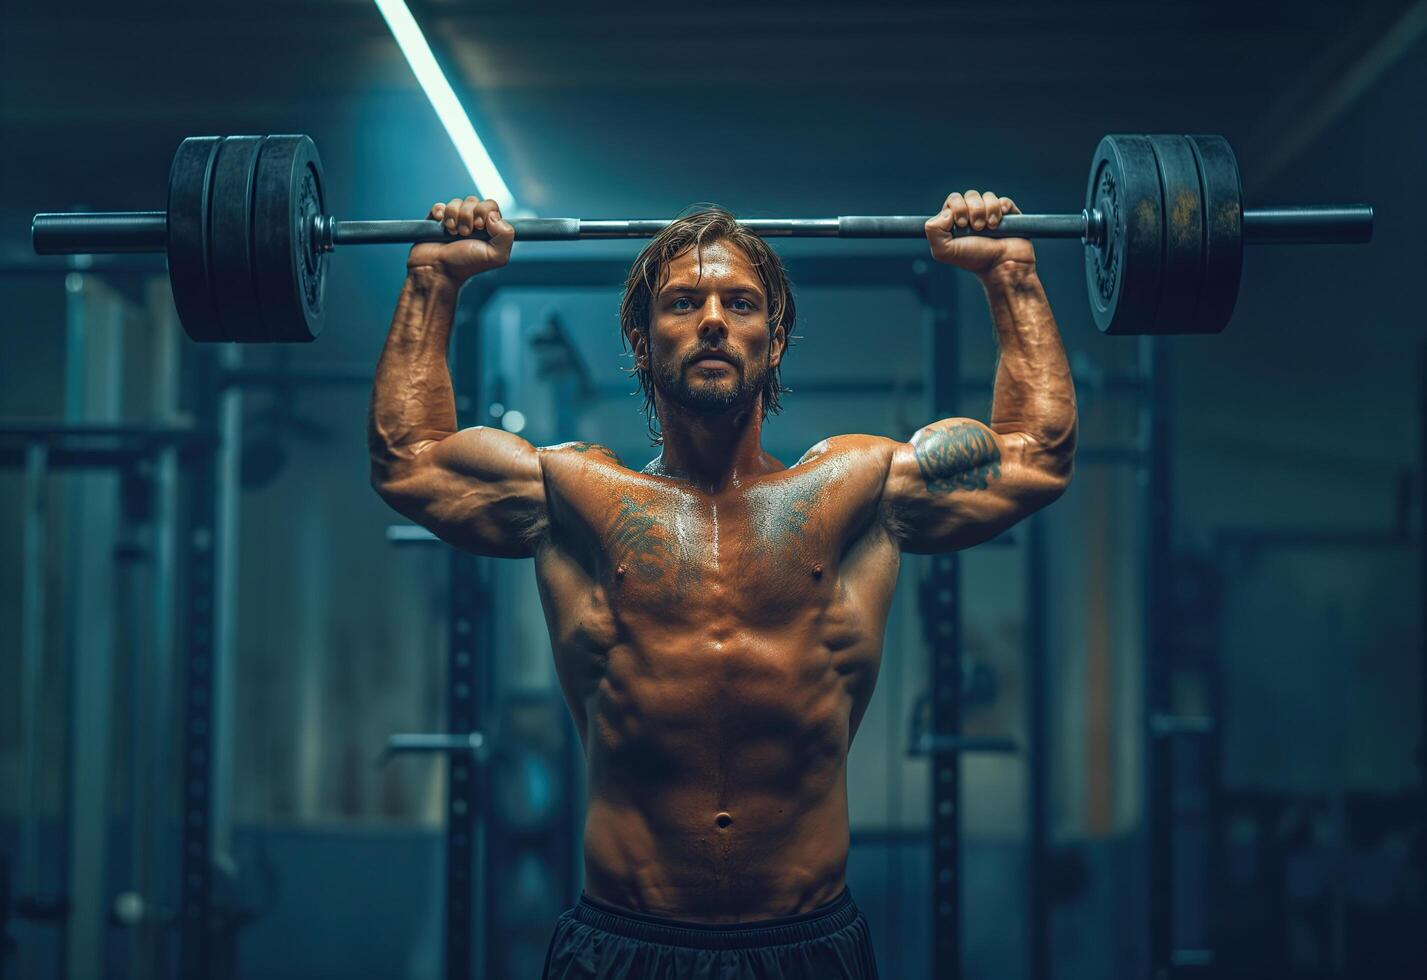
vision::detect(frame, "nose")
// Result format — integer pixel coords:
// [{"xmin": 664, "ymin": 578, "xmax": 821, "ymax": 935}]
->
[{"xmin": 697, "ymin": 296, "xmax": 728, "ymax": 339}]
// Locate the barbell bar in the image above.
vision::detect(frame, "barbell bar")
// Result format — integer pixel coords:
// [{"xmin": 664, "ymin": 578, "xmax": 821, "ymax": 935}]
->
[
  {"xmin": 32, "ymin": 206, "xmax": 1371, "ymax": 250},
  {"xmin": 30, "ymin": 133, "xmax": 1372, "ymax": 342}
]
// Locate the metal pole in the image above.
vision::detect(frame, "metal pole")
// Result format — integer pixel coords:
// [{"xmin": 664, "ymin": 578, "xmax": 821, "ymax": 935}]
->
[
  {"xmin": 177, "ymin": 454, "xmax": 218, "ymax": 979},
  {"xmin": 1142, "ymin": 336, "xmax": 1174, "ymax": 979},
  {"xmin": 17, "ymin": 442, "xmax": 49, "ymax": 923},
  {"xmin": 1026, "ymin": 514, "xmax": 1050, "ymax": 980},
  {"xmin": 444, "ymin": 287, "xmax": 494, "ymax": 980},
  {"xmin": 1419, "ymin": 342, "xmax": 1427, "ymax": 904},
  {"xmin": 331, "ymin": 206, "xmax": 1370, "ymax": 246},
  {"xmin": 918, "ymin": 261, "xmax": 963, "ymax": 980},
  {"xmin": 1240, "ymin": 206, "xmax": 1375, "ymax": 244},
  {"xmin": 329, "ymin": 213, "xmax": 1090, "ymax": 245},
  {"xmin": 62, "ymin": 270, "xmax": 125, "ymax": 980},
  {"xmin": 444, "ymin": 549, "xmax": 484, "ymax": 980},
  {"xmin": 136, "ymin": 278, "xmax": 183, "ymax": 979},
  {"xmin": 120, "ymin": 499, "xmax": 154, "ymax": 978},
  {"xmin": 178, "ymin": 344, "xmax": 226, "ymax": 979},
  {"xmin": 33, "ymin": 205, "xmax": 1374, "ymax": 255},
  {"xmin": 211, "ymin": 345, "xmax": 243, "ymax": 863}
]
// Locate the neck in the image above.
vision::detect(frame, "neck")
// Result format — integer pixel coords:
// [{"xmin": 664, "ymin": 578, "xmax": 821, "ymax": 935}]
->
[{"xmin": 646, "ymin": 398, "xmax": 776, "ymax": 492}]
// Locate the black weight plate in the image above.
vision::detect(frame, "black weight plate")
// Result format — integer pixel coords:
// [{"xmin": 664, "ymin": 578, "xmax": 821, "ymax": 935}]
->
[
  {"xmin": 1084, "ymin": 135, "xmax": 1164, "ymax": 335},
  {"xmin": 252, "ymin": 135, "xmax": 326, "ymax": 342},
  {"xmin": 1186, "ymin": 135, "xmax": 1243, "ymax": 335},
  {"xmin": 208, "ymin": 137, "xmax": 267, "ymax": 342},
  {"xmin": 166, "ymin": 136, "xmax": 224, "ymax": 342},
  {"xmin": 1147, "ymin": 135, "xmax": 1205, "ymax": 335}
]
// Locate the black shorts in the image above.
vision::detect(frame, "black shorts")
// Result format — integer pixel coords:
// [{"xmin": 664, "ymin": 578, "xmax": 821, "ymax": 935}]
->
[{"xmin": 541, "ymin": 887, "xmax": 879, "ymax": 979}]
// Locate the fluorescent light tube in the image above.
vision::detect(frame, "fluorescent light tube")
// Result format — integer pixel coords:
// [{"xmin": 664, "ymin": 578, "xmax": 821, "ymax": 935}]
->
[{"xmin": 373, "ymin": 0, "xmax": 520, "ymax": 211}]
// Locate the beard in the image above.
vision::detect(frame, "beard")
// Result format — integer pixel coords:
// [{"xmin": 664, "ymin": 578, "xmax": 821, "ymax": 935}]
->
[{"xmin": 650, "ymin": 348, "xmax": 767, "ymax": 420}]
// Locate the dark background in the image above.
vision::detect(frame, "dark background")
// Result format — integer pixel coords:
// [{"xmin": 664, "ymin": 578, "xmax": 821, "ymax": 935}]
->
[{"xmin": 1, "ymin": 1, "xmax": 1423, "ymax": 978}]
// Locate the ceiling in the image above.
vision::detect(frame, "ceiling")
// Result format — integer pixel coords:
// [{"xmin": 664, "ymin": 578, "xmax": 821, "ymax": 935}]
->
[{"xmin": 3, "ymin": 0, "xmax": 1419, "ymax": 223}]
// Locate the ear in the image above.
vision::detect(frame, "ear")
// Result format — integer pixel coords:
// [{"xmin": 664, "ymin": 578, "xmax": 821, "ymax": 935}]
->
[
  {"xmin": 769, "ymin": 321, "xmax": 787, "ymax": 369},
  {"xmin": 625, "ymin": 322, "xmax": 648, "ymax": 368}
]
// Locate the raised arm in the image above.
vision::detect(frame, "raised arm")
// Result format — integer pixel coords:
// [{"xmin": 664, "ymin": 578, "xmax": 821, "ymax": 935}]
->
[
  {"xmin": 369, "ymin": 196, "xmax": 549, "ymax": 558},
  {"xmin": 881, "ymin": 189, "xmax": 1077, "ymax": 553}
]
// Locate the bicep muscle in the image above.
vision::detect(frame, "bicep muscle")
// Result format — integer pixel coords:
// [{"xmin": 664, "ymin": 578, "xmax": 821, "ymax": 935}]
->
[{"xmin": 883, "ymin": 419, "xmax": 1065, "ymax": 553}]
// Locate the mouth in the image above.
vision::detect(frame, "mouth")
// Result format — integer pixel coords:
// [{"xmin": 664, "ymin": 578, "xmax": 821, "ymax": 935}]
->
[{"xmin": 690, "ymin": 353, "xmax": 735, "ymax": 369}]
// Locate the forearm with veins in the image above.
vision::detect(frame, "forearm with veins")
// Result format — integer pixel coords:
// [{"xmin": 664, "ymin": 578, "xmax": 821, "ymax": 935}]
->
[
  {"xmin": 983, "ymin": 265, "xmax": 1077, "ymax": 460},
  {"xmin": 368, "ymin": 268, "xmax": 462, "ymax": 473}
]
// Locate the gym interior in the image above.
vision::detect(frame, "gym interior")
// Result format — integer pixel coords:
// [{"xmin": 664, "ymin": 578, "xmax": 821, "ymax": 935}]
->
[{"xmin": 1, "ymin": 2, "xmax": 1423, "ymax": 978}]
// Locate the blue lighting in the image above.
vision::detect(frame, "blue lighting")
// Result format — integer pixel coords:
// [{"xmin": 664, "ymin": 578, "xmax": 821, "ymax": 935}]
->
[{"xmin": 373, "ymin": 0, "xmax": 521, "ymax": 212}]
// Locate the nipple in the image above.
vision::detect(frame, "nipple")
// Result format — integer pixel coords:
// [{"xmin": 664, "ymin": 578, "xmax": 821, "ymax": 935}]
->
[
  {"xmin": 616, "ymin": 563, "xmax": 627, "ymax": 579},
  {"xmin": 714, "ymin": 812, "xmax": 733, "ymax": 830},
  {"xmin": 812, "ymin": 563, "xmax": 823, "ymax": 579}
]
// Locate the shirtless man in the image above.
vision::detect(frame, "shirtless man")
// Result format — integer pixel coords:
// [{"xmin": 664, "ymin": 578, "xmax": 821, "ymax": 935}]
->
[{"xmin": 369, "ymin": 189, "xmax": 1076, "ymax": 979}]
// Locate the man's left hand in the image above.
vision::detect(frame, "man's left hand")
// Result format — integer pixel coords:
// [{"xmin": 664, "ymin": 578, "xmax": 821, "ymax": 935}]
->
[{"xmin": 924, "ymin": 190, "xmax": 1035, "ymax": 276}]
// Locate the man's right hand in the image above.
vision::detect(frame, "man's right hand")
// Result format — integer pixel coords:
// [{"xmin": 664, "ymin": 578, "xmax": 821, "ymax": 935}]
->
[{"xmin": 406, "ymin": 196, "xmax": 514, "ymax": 285}]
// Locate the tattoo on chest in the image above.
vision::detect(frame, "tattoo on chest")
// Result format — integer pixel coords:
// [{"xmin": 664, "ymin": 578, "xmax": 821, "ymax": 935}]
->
[
  {"xmin": 914, "ymin": 423, "xmax": 1002, "ymax": 493},
  {"xmin": 607, "ymin": 495, "xmax": 698, "ymax": 595},
  {"xmin": 752, "ymin": 467, "xmax": 835, "ymax": 549}
]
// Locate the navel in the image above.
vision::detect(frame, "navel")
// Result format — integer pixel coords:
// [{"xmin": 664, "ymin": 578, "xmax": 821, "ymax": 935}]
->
[
  {"xmin": 812, "ymin": 562, "xmax": 823, "ymax": 579},
  {"xmin": 714, "ymin": 811, "xmax": 733, "ymax": 830}
]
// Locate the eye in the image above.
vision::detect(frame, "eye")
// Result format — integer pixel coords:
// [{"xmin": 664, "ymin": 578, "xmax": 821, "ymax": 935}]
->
[
  {"xmin": 670, "ymin": 297, "xmax": 694, "ymax": 311},
  {"xmin": 729, "ymin": 298, "xmax": 756, "ymax": 312}
]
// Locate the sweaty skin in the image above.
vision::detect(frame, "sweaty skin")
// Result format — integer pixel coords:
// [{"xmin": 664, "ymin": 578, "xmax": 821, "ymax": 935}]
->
[
  {"xmin": 536, "ymin": 429, "xmax": 895, "ymax": 920},
  {"xmin": 370, "ymin": 193, "xmax": 1076, "ymax": 922}
]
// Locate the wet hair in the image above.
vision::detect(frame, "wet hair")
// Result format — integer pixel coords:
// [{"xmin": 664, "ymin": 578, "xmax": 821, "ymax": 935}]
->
[{"xmin": 619, "ymin": 206, "xmax": 798, "ymax": 445}]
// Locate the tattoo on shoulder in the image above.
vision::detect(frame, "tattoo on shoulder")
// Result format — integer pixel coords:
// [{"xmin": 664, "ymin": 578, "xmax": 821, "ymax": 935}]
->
[
  {"xmin": 565, "ymin": 442, "xmax": 623, "ymax": 465},
  {"xmin": 913, "ymin": 422, "xmax": 1001, "ymax": 493}
]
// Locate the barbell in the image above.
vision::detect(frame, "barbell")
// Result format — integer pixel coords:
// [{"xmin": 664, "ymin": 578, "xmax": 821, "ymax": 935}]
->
[{"xmin": 31, "ymin": 133, "xmax": 1371, "ymax": 343}]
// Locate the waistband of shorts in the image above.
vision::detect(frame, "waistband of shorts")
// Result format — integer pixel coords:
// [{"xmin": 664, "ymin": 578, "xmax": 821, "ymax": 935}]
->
[{"xmin": 572, "ymin": 888, "xmax": 859, "ymax": 950}]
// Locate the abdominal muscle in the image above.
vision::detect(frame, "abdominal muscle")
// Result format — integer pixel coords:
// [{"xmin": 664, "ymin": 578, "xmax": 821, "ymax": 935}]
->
[
  {"xmin": 581, "ymin": 778, "xmax": 851, "ymax": 921},
  {"xmin": 569, "ymin": 635, "xmax": 857, "ymax": 922}
]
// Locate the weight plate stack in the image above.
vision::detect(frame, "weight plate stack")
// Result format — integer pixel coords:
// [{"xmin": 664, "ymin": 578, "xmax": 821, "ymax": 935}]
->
[
  {"xmin": 253, "ymin": 135, "xmax": 327, "ymax": 342},
  {"xmin": 1186, "ymin": 135, "xmax": 1243, "ymax": 335},
  {"xmin": 208, "ymin": 136, "xmax": 267, "ymax": 342},
  {"xmin": 1147, "ymin": 135, "xmax": 1205, "ymax": 335},
  {"xmin": 1084, "ymin": 135, "xmax": 1164, "ymax": 335},
  {"xmin": 167, "ymin": 136, "xmax": 225, "ymax": 342}
]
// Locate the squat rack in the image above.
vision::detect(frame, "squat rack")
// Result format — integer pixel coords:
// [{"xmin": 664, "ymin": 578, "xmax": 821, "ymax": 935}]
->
[{"xmin": 0, "ymin": 259, "xmax": 226, "ymax": 980}]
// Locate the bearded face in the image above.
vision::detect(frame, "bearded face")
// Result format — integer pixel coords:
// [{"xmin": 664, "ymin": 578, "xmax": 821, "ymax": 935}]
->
[
  {"xmin": 650, "ymin": 332, "xmax": 769, "ymax": 418},
  {"xmin": 640, "ymin": 239, "xmax": 782, "ymax": 425}
]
